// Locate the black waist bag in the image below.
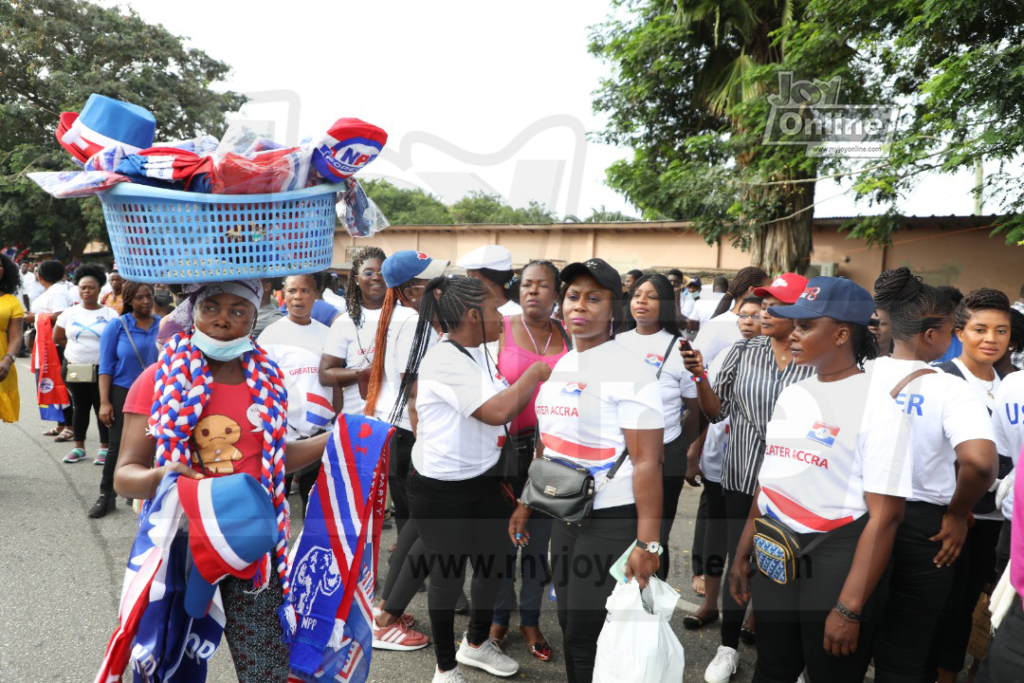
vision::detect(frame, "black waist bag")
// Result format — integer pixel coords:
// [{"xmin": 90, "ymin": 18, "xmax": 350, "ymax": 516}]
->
[{"xmin": 520, "ymin": 451, "xmax": 628, "ymax": 524}]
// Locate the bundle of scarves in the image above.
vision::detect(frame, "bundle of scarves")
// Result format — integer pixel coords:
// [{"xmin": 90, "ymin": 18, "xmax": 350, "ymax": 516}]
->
[{"xmin": 30, "ymin": 314, "xmax": 70, "ymax": 421}]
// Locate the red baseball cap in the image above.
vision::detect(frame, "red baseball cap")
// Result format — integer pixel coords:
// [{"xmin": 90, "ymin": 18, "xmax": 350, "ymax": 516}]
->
[{"xmin": 753, "ymin": 273, "xmax": 808, "ymax": 304}]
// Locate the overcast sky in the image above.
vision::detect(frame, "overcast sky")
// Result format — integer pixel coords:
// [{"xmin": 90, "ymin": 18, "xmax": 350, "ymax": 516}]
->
[{"xmin": 111, "ymin": 0, "xmax": 991, "ymax": 220}]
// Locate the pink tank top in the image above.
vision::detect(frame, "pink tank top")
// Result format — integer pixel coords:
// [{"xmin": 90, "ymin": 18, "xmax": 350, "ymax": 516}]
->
[{"xmin": 497, "ymin": 315, "xmax": 569, "ymax": 435}]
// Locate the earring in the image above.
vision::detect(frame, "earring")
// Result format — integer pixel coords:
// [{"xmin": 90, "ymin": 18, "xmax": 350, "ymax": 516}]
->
[{"xmin": 609, "ymin": 320, "xmax": 614, "ymax": 336}]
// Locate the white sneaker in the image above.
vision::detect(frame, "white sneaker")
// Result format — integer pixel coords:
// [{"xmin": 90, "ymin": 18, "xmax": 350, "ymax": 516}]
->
[
  {"xmin": 432, "ymin": 665, "xmax": 469, "ymax": 682},
  {"xmin": 705, "ymin": 645, "xmax": 739, "ymax": 683},
  {"xmin": 455, "ymin": 634, "xmax": 520, "ymax": 677}
]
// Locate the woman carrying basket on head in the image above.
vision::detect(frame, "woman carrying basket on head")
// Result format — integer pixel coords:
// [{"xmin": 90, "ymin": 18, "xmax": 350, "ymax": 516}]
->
[{"xmin": 114, "ymin": 279, "xmax": 331, "ymax": 681}]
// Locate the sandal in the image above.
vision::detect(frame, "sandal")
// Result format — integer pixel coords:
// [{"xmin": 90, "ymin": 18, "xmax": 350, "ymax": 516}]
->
[
  {"xmin": 692, "ymin": 574, "xmax": 707, "ymax": 598},
  {"xmin": 54, "ymin": 428, "xmax": 75, "ymax": 443},
  {"xmin": 683, "ymin": 611, "xmax": 720, "ymax": 630},
  {"xmin": 520, "ymin": 626, "xmax": 552, "ymax": 662},
  {"xmin": 42, "ymin": 426, "xmax": 61, "ymax": 436},
  {"xmin": 740, "ymin": 625, "xmax": 756, "ymax": 645}
]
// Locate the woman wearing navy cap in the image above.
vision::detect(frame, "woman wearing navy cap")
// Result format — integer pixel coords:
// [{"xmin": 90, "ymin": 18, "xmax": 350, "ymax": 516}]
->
[{"xmin": 726, "ymin": 277, "xmax": 913, "ymax": 683}]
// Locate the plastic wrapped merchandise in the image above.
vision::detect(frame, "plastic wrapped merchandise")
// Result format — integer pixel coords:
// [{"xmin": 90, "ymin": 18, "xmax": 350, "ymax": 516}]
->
[
  {"xmin": 28, "ymin": 171, "xmax": 130, "ymax": 198},
  {"xmin": 337, "ymin": 178, "xmax": 390, "ymax": 237},
  {"xmin": 593, "ymin": 577, "xmax": 685, "ymax": 683},
  {"xmin": 211, "ymin": 145, "xmax": 313, "ymax": 194},
  {"xmin": 311, "ymin": 118, "xmax": 388, "ymax": 182}
]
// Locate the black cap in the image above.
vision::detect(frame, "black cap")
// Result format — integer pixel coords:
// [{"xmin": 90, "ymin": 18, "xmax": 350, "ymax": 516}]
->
[{"xmin": 560, "ymin": 258, "xmax": 622, "ymax": 295}]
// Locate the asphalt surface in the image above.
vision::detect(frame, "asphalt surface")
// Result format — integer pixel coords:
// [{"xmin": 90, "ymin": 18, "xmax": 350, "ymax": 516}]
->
[{"xmin": 0, "ymin": 357, "xmax": 756, "ymax": 682}]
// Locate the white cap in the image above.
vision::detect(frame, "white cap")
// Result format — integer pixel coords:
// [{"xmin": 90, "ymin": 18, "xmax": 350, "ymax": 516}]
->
[{"xmin": 456, "ymin": 245, "xmax": 513, "ymax": 271}]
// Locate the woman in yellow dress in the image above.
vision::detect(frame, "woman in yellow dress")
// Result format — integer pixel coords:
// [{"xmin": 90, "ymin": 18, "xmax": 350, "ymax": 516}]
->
[{"xmin": 0, "ymin": 253, "xmax": 25, "ymax": 422}]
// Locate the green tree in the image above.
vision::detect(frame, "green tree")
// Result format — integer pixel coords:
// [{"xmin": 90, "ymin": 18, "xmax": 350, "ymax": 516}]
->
[
  {"xmin": 450, "ymin": 191, "xmax": 558, "ymax": 224},
  {"xmin": 361, "ymin": 179, "xmax": 452, "ymax": 225},
  {"xmin": 0, "ymin": 0, "xmax": 245, "ymax": 256},
  {"xmin": 591, "ymin": 0, "xmax": 868, "ymax": 272},
  {"xmin": 584, "ymin": 205, "xmax": 638, "ymax": 222}
]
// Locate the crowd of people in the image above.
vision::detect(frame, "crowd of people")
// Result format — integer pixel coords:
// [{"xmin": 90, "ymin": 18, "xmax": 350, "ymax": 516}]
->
[{"xmin": 3, "ymin": 245, "xmax": 1024, "ymax": 683}]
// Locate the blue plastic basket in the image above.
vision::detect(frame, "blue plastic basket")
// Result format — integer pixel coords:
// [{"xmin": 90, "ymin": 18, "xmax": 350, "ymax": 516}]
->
[{"xmin": 100, "ymin": 183, "xmax": 338, "ymax": 284}]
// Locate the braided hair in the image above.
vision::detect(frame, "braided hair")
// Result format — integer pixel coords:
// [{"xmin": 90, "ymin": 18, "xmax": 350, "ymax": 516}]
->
[
  {"xmin": 712, "ymin": 266, "xmax": 768, "ymax": 318},
  {"xmin": 872, "ymin": 268, "xmax": 954, "ymax": 341},
  {"xmin": 955, "ymin": 288, "xmax": 1011, "ymax": 330},
  {"xmin": 1009, "ymin": 308, "xmax": 1024, "ymax": 359},
  {"xmin": 146, "ymin": 331, "xmax": 294, "ymax": 637},
  {"xmin": 120, "ymin": 281, "xmax": 151, "ymax": 317},
  {"xmin": 346, "ymin": 247, "xmax": 387, "ymax": 326},
  {"xmin": 623, "ymin": 273, "xmax": 682, "ymax": 337},
  {"xmin": 390, "ymin": 275, "xmax": 490, "ymax": 425},
  {"xmin": 850, "ymin": 323, "xmax": 879, "ymax": 367},
  {"xmin": 522, "ymin": 260, "xmax": 561, "ymax": 290}
]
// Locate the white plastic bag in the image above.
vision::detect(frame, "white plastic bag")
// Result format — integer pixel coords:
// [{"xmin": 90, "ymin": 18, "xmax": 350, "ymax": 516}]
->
[{"xmin": 593, "ymin": 577, "xmax": 685, "ymax": 683}]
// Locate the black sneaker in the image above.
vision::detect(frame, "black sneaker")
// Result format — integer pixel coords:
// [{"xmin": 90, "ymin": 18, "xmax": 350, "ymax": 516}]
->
[{"xmin": 88, "ymin": 493, "xmax": 116, "ymax": 518}]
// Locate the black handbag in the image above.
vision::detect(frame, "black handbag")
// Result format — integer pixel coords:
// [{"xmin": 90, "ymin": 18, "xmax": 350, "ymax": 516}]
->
[{"xmin": 519, "ymin": 450, "xmax": 629, "ymax": 524}]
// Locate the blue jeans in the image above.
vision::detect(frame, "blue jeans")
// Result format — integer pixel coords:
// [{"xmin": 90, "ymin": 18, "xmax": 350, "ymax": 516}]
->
[{"xmin": 492, "ymin": 512, "xmax": 553, "ymax": 628}]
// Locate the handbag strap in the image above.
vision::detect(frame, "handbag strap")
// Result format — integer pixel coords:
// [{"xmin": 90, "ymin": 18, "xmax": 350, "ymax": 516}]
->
[
  {"xmin": 890, "ymin": 367, "xmax": 936, "ymax": 399},
  {"xmin": 555, "ymin": 320, "xmax": 573, "ymax": 351},
  {"xmin": 119, "ymin": 316, "xmax": 145, "ymax": 369},
  {"xmin": 656, "ymin": 334, "xmax": 680, "ymax": 380}
]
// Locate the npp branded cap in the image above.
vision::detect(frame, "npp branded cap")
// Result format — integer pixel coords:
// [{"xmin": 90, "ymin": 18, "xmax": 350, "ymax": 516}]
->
[
  {"xmin": 767, "ymin": 276, "xmax": 875, "ymax": 326},
  {"xmin": 381, "ymin": 250, "xmax": 449, "ymax": 288},
  {"xmin": 753, "ymin": 272, "xmax": 809, "ymax": 305},
  {"xmin": 456, "ymin": 245, "xmax": 513, "ymax": 271},
  {"xmin": 560, "ymin": 258, "xmax": 623, "ymax": 295}
]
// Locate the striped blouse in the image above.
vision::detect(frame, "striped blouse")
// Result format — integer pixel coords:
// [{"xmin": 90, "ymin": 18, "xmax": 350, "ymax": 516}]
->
[{"xmin": 710, "ymin": 336, "xmax": 816, "ymax": 495}]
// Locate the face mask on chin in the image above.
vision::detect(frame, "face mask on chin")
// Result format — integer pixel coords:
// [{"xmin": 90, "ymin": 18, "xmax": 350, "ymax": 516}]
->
[{"xmin": 191, "ymin": 327, "xmax": 254, "ymax": 361}]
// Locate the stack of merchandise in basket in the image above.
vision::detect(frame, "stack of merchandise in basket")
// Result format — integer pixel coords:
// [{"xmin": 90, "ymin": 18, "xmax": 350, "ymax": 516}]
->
[{"xmin": 28, "ymin": 93, "xmax": 389, "ymax": 238}]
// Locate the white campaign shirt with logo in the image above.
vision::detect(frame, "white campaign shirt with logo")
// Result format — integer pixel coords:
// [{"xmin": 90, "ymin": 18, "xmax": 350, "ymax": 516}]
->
[
  {"xmin": 757, "ymin": 373, "xmax": 913, "ymax": 534},
  {"xmin": 56, "ymin": 304, "xmax": 118, "ymax": 364},
  {"xmin": 615, "ymin": 329, "xmax": 696, "ymax": 443},
  {"xmin": 258, "ymin": 317, "xmax": 334, "ymax": 440},
  {"xmin": 412, "ymin": 341, "xmax": 509, "ymax": 481},
  {"xmin": 692, "ymin": 311, "xmax": 741, "ymax": 367},
  {"xmin": 864, "ymin": 357, "xmax": 993, "ymax": 505},
  {"xmin": 991, "ymin": 372, "xmax": 1024, "ymax": 518},
  {"xmin": 324, "ymin": 307, "xmax": 382, "ymax": 415},
  {"xmin": 534, "ymin": 341, "xmax": 665, "ymax": 510}
]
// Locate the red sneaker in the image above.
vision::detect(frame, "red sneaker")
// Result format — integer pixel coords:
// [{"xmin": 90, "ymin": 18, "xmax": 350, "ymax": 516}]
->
[{"xmin": 372, "ymin": 618, "xmax": 429, "ymax": 651}]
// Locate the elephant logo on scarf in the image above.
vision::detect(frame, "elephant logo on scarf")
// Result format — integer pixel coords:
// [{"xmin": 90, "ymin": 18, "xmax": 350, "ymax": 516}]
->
[{"xmin": 292, "ymin": 546, "xmax": 342, "ymax": 614}]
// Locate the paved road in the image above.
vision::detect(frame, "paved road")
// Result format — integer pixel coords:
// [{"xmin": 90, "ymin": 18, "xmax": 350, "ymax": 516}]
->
[{"xmin": 0, "ymin": 357, "xmax": 757, "ymax": 682}]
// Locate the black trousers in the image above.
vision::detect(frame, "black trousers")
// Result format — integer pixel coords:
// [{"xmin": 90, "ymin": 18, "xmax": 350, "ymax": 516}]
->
[
  {"xmin": 692, "ymin": 479, "xmax": 728, "ymax": 579},
  {"xmin": 389, "ymin": 427, "xmax": 415, "ymax": 535},
  {"xmin": 723, "ymin": 489, "xmax": 755, "ymax": 648},
  {"xmin": 551, "ymin": 504, "xmax": 637, "ymax": 683},
  {"xmin": 977, "ymin": 598, "xmax": 1024, "ymax": 683},
  {"xmin": 752, "ymin": 515, "xmax": 886, "ymax": 683},
  {"xmin": 408, "ymin": 471, "xmax": 512, "ymax": 672},
  {"xmin": 925, "ymin": 518, "xmax": 1003, "ymax": 676},
  {"xmin": 381, "ymin": 520, "xmax": 427, "ymax": 617},
  {"xmin": 657, "ymin": 433, "xmax": 688, "ymax": 581},
  {"xmin": 98, "ymin": 385, "xmax": 130, "ymax": 496},
  {"xmin": 873, "ymin": 502, "xmax": 956, "ymax": 683},
  {"xmin": 65, "ymin": 373, "xmax": 109, "ymax": 444}
]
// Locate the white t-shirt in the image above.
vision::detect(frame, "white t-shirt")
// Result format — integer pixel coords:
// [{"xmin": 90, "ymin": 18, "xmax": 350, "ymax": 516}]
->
[
  {"xmin": 692, "ymin": 311, "xmax": 741, "ymax": 365},
  {"xmin": 991, "ymin": 372, "xmax": 1024, "ymax": 518},
  {"xmin": 257, "ymin": 317, "xmax": 334, "ymax": 440},
  {"xmin": 412, "ymin": 341, "xmax": 509, "ymax": 481},
  {"xmin": 498, "ymin": 300, "xmax": 523, "ymax": 316},
  {"xmin": 30, "ymin": 283, "xmax": 75, "ymax": 315},
  {"xmin": 615, "ymin": 329, "xmax": 696, "ymax": 443},
  {"xmin": 534, "ymin": 341, "xmax": 665, "ymax": 509},
  {"xmin": 689, "ymin": 292, "xmax": 726, "ymax": 324},
  {"xmin": 376, "ymin": 305, "xmax": 437, "ymax": 431},
  {"xmin": 866, "ymin": 357, "xmax": 994, "ymax": 505},
  {"xmin": 701, "ymin": 349, "xmax": 732, "ymax": 483},
  {"xmin": 680, "ymin": 293, "xmax": 696, "ymax": 319},
  {"xmin": 323, "ymin": 307, "xmax": 382, "ymax": 415},
  {"xmin": 757, "ymin": 373, "xmax": 913, "ymax": 534},
  {"xmin": 56, "ymin": 304, "xmax": 118, "ymax": 364},
  {"xmin": 947, "ymin": 358, "xmax": 1003, "ymax": 519},
  {"xmin": 322, "ymin": 288, "xmax": 346, "ymax": 310}
]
